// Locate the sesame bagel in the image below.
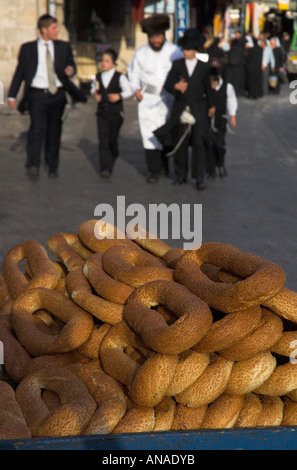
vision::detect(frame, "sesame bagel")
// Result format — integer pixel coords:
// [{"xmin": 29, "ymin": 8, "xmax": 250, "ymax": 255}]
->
[
  {"xmin": 83, "ymin": 252, "xmax": 134, "ymax": 305},
  {"xmin": 11, "ymin": 287, "xmax": 94, "ymax": 356},
  {"xmin": 123, "ymin": 280, "xmax": 213, "ymax": 355},
  {"xmin": 66, "ymin": 268, "xmax": 123, "ymax": 324},
  {"xmin": 0, "ymin": 381, "xmax": 32, "ymax": 439},
  {"xmin": 175, "ymin": 243, "xmax": 286, "ymax": 313},
  {"xmin": 193, "ymin": 306, "xmax": 262, "ymax": 354},
  {"xmin": 100, "ymin": 321, "xmax": 178, "ymax": 407},
  {"xmin": 2, "ymin": 240, "xmax": 60, "ymax": 299},
  {"xmin": 15, "ymin": 367, "xmax": 97, "ymax": 437},
  {"xmin": 101, "ymin": 244, "xmax": 174, "ymax": 288}
]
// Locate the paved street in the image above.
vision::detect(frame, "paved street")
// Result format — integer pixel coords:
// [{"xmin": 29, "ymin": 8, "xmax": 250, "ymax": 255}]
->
[{"xmin": 1, "ymin": 83, "xmax": 297, "ymax": 289}]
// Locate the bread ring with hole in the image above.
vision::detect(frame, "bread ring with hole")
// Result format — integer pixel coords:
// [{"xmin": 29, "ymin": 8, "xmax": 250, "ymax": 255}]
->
[
  {"xmin": 99, "ymin": 321, "xmax": 178, "ymax": 407},
  {"xmin": 66, "ymin": 363, "xmax": 127, "ymax": 435},
  {"xmin": 193, "ymin": 306, "xmax": 262, "ymax": 354},
  {"xmin": 83, "ymin": 252, "xmax": 134, "ymax": 305},
  {"xmin": 78, "ymin": 219, "xmax": 134, "ymax": 252},
  {"xmin": 255, "ymin": 359, "xmax": 297, "ymax": 396},
  {"xmin": 200, "ymin": 394, "xmax": 245, "ymax": 429},
  {"xmin": 0, "ymin": 314, "xmax": 32, "ymax": 383},
  {"xmin": 174, "ymin": 243, "xmax": 286, "ymax": 313},
  {"xmin": 162, "ymin": 247, "xmax": 185, "ymax": 269},
  {"xmin": 234, "ymin": 393, "xmax": 263, "ymax": 428},
  {"xmin": 171, "ymin": 403, "xmax": 207, "ymax": 430},
  {"xmin": 166, "ymin": 350, "xmax": 210, "ymax": 396},
  {"xmin": 112, "ymin": 405, "xmax": 155, "ymax": 434},
  {"xmin": 46, "ymin": 233, "xmax": 92, "ymax": 272},
  {"xmin": 77, "ymin": 323, "xmax": 111, "ymax": 360},
  {"xmin": 66, "ymin": 267, "xmax": 123, "ymax": 324},
  {"xmin": 264, "ymin": 288, "xmax": 297, "ymax": 324},
  {"xmin": 202, "ymin": 262, "xmax": 297, "ymax": 327},
  {"xmin": 123, "ymin": 280, "xmax": 213, "ymax": 355},
  {"xmin": 0, "ymin": 381, "xmax": 32, "ymax": 439},
  {"xmin": 174, "ymin": 353, "xmax": 233, "ymax": 408},
  {"xmin": 11, "ymin": 287, "xmax": 94, "ymax": 356},
  {"xmin": 225, "ymin": 351, "xmax": 277, "ymax": 396},
  {"xmin": 153, "ymin": 396, "xmax": 176, "ymax": 431},
  {"xmin": 15, "ymin": 367, "xmax": 97, "ymax": 437},
  {"xmin": 125, "ymin": 224, "xmax": 173, "ymax": 258},
  {"xmin": 270, "ymin": 330, "xmax": 297, "ymax": 357},
  {"xmin": 101, "ymin": 244, "xmax": 174, "ymax": 288},
  {"xmin": 257, "ymin": 395, "xmax": 284, "ymax": 426},
  {"xmin": 281, "ymin": 397, "xmax": 297, "ymax": 426},
  {"xmin": 219, "ymin": 309, "xmax": 283, "ymax": 361},
  {"xmin": 0, "ymin": 275, "xmax": 10, "ymax": 309},
  {"xmin": 2, "ymin": 240, "xmax": 61, "ymax": 299}
]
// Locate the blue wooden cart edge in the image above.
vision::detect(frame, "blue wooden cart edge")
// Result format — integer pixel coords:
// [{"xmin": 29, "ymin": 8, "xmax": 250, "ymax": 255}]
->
[{"xmin": 0, "ymin": 426, "xmax": 297, "ymax": 450}]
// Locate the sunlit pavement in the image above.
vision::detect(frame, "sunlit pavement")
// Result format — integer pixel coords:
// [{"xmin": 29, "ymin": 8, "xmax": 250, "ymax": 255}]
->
[{"xmin": 1, "ymin": 82, "xmax": 297, "ymax": 289}]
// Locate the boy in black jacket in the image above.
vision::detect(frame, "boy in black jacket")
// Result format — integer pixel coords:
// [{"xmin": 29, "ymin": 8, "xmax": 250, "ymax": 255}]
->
[
  {"xmin": 209, "ymin": 69, "xmax": 237, "ymax": 177},
  {"xmin": 91, "ymin": 49, "xmax": 133, "ymax": 178}
]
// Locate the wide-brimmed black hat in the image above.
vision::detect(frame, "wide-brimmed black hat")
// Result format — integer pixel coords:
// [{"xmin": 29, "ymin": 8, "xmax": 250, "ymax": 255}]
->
[
  {"xmin": 178, "ymin": 28, "xmax": 206, "ymax": 50},
  {"xmin": 141, "ymin": 14, "xmax": 170, "ymax": 35}
]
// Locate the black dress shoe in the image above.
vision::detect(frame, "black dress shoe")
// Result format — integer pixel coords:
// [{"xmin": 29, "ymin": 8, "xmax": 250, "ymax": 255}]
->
[
  {"xmin": 146, "ymin": 173, "xmax": 159, "ymax": 184},
  {"xmin": 196, "ymin": 178, "xmax": 207, "ymax": 190},
  {"xmin": 218, "ymin": 166, "xmax": 227, "ymax": 177},
  {"xmin": 48, "ymin": 169, "xmax": 58, "ymax": 178},
  {"xmin": 26, "ymin": 166, "xmax": 40, "ymax": 179},
  {"xmin": 100, "ymin": 169, "xmax": 111, "ymax": 178},
  {"xmin": 172, "ymin": 176, "xmax": 186, "ymax": 185}
]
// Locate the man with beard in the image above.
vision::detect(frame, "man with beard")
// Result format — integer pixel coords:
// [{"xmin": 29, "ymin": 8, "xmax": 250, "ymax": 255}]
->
[{"xmin": 127, "ymin": 14, "xmax": 183, "ymax": 183}]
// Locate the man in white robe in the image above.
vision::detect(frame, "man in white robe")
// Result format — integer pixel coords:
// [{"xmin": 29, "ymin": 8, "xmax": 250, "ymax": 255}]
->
[{"xmin": 127, "ymin": 14, "xmax": 183, "ymax": 183}]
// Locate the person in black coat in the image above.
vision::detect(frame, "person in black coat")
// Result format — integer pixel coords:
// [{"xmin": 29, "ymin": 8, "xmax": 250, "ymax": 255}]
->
[
  {"xmin": 245, "ymin": 37, "xmax": 263, "ymax": 99},
  {"xmin": 8, "ymin": 14, "xmax": 86, "ymax": 179},
  {"xmin": 154, "ymin": 28, "xmax": 215, "ymax": 190},
  {"xmin": 225, "ymin": 30, "xmax": 246, "ymax": 97}
]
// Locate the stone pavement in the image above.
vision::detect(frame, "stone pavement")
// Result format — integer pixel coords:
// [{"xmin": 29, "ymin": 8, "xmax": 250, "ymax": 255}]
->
[{"xmin": 1, "ymin": 83, "xmax": 297, "ymax": 289}]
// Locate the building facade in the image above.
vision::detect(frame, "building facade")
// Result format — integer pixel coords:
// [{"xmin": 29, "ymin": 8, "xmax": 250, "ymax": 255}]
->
[{"xmin": 0, "ymin": 0, "xmax": 294, "ymax": 98}]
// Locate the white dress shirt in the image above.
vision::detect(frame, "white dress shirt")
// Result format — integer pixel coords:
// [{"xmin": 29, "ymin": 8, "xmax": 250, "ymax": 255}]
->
[
  {"xmin": 31, "ymin": 37, "xmax": 63, "ymax": 89},
  {"xmin": 90, "ymin": 68, "xmax": 133, "ymax": 99},
  {"xmin": 215, "ymin": 77, "xmax": 238, "ymax": 117},
  {"xmin": 185, "ymin": 58, "xmax": 198, "ymax": 77}
]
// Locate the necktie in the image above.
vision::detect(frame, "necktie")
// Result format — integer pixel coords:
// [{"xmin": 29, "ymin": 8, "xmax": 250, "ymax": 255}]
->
[{"xmin": 45, "ymin": 43, "xmax": 57, "ymax": 94}]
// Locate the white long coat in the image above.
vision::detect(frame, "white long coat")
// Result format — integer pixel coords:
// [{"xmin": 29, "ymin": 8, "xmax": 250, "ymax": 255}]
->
[{"xmin": 127, "ymin": 41, "xmax": 183, "ymax": 150}]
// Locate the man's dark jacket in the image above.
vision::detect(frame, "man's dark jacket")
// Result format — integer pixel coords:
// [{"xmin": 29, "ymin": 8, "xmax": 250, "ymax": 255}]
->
[
  {"xmin": 8, "ymin": 39, "xmax": 87, "ymax": 113},
  {"xmin": 154, "ymin": 58, "xmax": 214, "ymax": 147}
]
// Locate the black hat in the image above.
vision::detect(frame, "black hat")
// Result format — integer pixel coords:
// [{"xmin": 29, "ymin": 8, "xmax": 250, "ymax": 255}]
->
[
  {"xmin": 141, "ymin": 14, "xmax": 170, "ymax": 35},
  {"xmin": 178, "ymin": 28, "xmax": 206, "ymax": 50}
]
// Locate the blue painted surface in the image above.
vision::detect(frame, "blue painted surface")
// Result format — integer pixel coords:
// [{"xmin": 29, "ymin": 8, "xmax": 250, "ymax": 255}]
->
[{"xmin": 1, "ymin": 427, "xmax": 297, "ymax": 450}]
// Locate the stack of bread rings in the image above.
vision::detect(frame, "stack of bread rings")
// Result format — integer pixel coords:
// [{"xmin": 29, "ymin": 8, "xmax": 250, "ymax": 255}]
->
[{"xmin": 2, "ymin": 219, "xmax": 297, "ymax": 439}]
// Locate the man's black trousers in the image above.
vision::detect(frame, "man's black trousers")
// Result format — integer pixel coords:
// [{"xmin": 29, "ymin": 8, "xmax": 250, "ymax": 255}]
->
[{"xmin": 26, "ymin": 87, "xmax": 67, "ymax": 171}]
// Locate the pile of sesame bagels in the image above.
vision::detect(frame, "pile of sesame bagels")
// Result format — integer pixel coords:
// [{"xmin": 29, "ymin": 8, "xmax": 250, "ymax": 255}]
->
[{"xmin": 1, "ymin": 218, "xmax": 297, "ymax": 439}]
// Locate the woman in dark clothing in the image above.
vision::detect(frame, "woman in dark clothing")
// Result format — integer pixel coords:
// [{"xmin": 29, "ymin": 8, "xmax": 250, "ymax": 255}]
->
[
  {"xmin": 245, "ymin": 37, "xmax": 263, "ymax": 99},
  {"xmin": 225, "ymin": 31, "xmax": 246, "ymax": 96}
]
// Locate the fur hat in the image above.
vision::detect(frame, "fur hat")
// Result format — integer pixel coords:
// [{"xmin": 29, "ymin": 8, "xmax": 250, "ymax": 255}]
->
[
  {"xmin": 178, "ymin": 28, "xmax": 206, "ymax": 51},
  {"xmin": 141, "ymin": 14, "xmax": 170, "ymax": 35}
]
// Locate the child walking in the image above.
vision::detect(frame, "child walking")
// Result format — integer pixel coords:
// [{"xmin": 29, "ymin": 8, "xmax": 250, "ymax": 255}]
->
[
  {"xmin": 91, "ymin": 49, "xmax": 133, "ymax": 178},
  {"xmin": 209, "ymin": 69, "xmax": 238, "ymax": 177}
]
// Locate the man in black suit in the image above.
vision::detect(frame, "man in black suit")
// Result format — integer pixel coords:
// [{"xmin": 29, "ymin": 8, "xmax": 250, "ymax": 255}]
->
[
  {"xmin": 154, "ymin": 28, "xmax": 215, "ymax": 190},
  {"xmin": 8, "ymin": 14, "xmax": 86, "ymax": 179}
]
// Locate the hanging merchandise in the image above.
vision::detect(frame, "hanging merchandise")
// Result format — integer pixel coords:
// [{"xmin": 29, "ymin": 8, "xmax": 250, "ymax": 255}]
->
[
  {"xmin": 253, "ymin": 3, "xmax": 260, "ymax": 38},
  {"xmin": 245, "ymin": 3, "xmax": 251, "ymax": 33},
  {"xmin": 277, "ymin": 0, "xmax": 290, "ymax": 10}
]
